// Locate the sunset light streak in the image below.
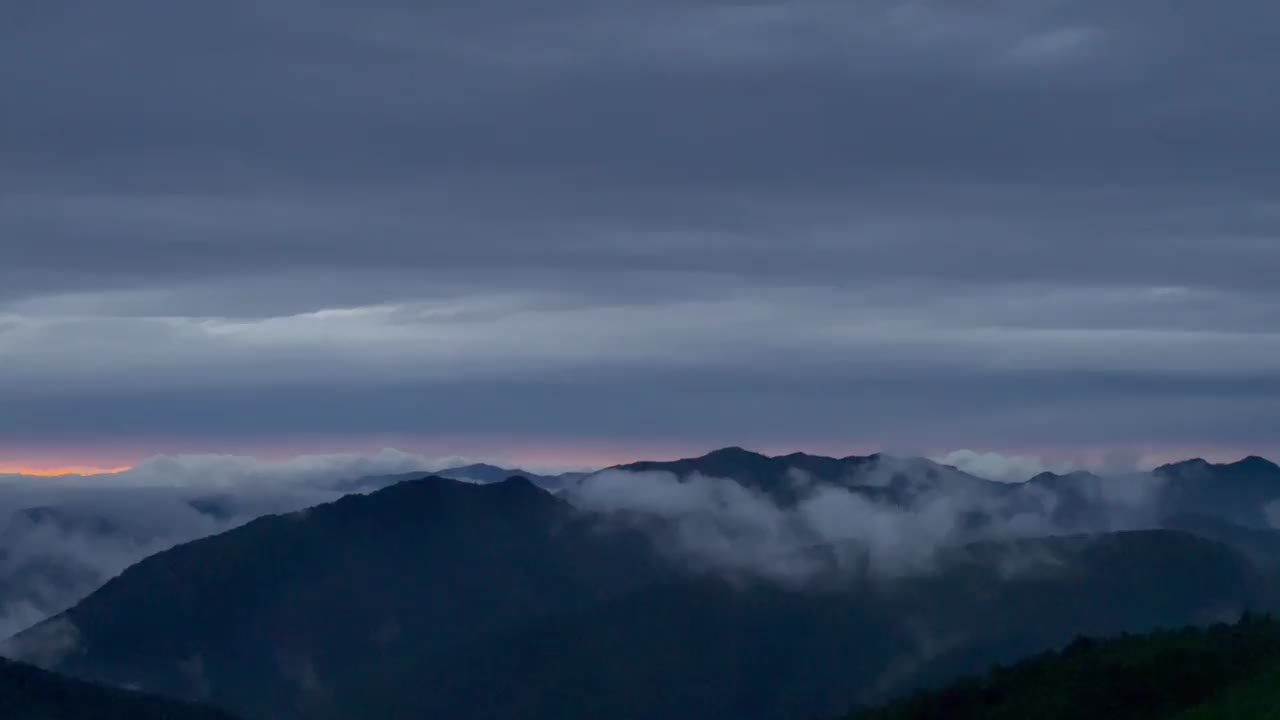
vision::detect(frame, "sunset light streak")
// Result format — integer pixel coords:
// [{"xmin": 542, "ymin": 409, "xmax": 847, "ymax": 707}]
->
[{"xmin": 0, "ymin": 464, "xmax": 132, "ymax": 477}]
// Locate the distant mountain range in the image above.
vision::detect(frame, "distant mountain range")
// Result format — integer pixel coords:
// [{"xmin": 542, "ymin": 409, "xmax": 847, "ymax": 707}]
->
[
  {"xmin": 334, "ymin": 462, "xmax": 588, "ymax": 493},
  {"xmin": 317, "ymin": 450, "xmax": 1280, "ymax": 534},
  {"xmin": 5, "ymin": 447, "xmax": 1280, "ymax": 719},
  {"xmin": 1155, "ymin": 456, "xmax": 1280, "ymax": 527},
  {"xmin": 609, "ymin": 446, "xmax": 996, "ymax": 504}
]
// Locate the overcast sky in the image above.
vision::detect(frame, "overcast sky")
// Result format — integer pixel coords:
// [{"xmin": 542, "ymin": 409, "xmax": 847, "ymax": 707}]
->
[{"xmin": 3, "ymin": 0, "xmax": 1278, "ymax": 472}]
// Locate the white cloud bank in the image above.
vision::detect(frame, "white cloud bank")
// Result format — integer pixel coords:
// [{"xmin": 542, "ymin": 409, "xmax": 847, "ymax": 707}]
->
[
  {"xmin": 934, "ymin": 450, "xmax": 1068, "ymax": 483},
  {"xmin": 568, "ymin": 463, "xmax": 1165, "ymax": 586}
]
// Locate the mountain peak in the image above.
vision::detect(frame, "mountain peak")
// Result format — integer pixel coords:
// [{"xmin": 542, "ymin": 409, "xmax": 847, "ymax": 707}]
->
[
  {"xmin": 1027, "ymin": 470, "xmax": 1100, "ymax": 485},
  {"xmin": 1156, "ymin": 456, "xmax": 1279, "ymax": 476},
  {"xmin": 491, "ymin": 474, "xmax": 545, "ymax": 495},
  {"xmin": 1155, "ymin": 458, "xmax": 1212, "ymax": 474},
  {"xmin": 346, "ymin": 474, "xmax": 557, "ymax": 519},
  {"xmin": 452, "ymin": 462, "xmax": 507, "ymax": 472},
  {"xmin": 700, "ymin": 446, "xmax": 766, "ymax": 461},
  {"xmin": 1231, "ymin": 455, "xmax": 1279, "ymax": 472}
]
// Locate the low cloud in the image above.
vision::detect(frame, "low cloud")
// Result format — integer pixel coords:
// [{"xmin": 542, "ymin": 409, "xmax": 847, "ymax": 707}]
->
[
  {"xmin": 569, "ymin": 462, "xmax": 1166, "ymax": 585},
  {"xmin": 0, "ymin": 617, "xmax": 80, "ymax": 668},
  {"xmin": 0, "ymin": 449, "xmax": 480, "ymax": 644},
  {"xmin": 0, "ymin": 444, "xmax": 1230, "ymax": 653},
  {"xmin": 20, "ymin": 448, "xmax": 461, "ymax": 490},
  {"xmin": 935, "ymin": 450, "xmax": 1070, "ymax": 483},
  {"xmin": 934, "ymin": 449, "xmax": 1150, "ymax": 483}
]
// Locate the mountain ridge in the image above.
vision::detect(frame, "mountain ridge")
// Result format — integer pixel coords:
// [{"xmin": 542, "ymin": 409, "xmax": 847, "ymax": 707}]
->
[
  {"xmin": 602, "ymin": 446, "xmax": 996, "ymax": 505},
  {"xmin": 13, "ymin": 475, "xmax": 671, "ymax": 719},
  {"xmin": 7, "ymin": 448, "xmax": 1280, "ymax": 720},
  {"xmin": 11, "ymin": 460, "xmax": 1280, "ymax": 719}
]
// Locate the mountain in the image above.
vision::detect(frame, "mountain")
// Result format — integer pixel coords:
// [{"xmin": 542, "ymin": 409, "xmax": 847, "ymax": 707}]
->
[
  {"xmin": 1014, "ymin": 470, "xmax": 1163, "ymax": 532},
  {"xmin": 336, "ymin": 464, "xmax": 581, "ymax": 493},
  {"xmin": 1165, "ymin": 515, "xmax": 1280, "ymax": 569},
  {"xmin": 341, "ymin": 447, "xmax": 980, "ymax": 501},
  {"xmin": 341, "ymin": 450, "xmax": 1280, "ymax": 534},
  {"xmin": 330, "ymin": 470, "xmax": 431, "ymax": 493},
  {"xmin": 436, "ymin": 463, "xmax": 582, "ymax": 491},
  {"xmin": 0, "ymin": 654, "xmax": 240, "ymax": 720},
  {"xmin": 846, "ymin": 613, "xmax": 1280, "ymax": 720},
  {"xmin": 14, "ymin": 476, "xmax": 669, "ymax": 720},
  {"xmin": 0, "ymin": 484, "xmax": 336, "ymax": 643},
  {"xmin": 353, "ymin": 530, "xmax": 1262, "ymax": 720},
  {"xmin": 607, "ymin": 447, "xmax": 998, "ymax": 504},
  {"xmin": 1155, "ymin": 456, "xmax": 1280, "ymax": 527},
  {"xmin": 12, "ymin": 469, "xmax": 1275, "ymax": 720}
]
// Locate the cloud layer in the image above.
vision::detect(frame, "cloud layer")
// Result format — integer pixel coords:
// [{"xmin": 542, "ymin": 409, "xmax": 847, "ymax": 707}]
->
[
  {"xmin": 3, "ymin": 1, "xmax": 1280, "ymax": 458},
  {"xmin": 568, "ymin": 461, "xmax": 1169, "ymax": 585}
]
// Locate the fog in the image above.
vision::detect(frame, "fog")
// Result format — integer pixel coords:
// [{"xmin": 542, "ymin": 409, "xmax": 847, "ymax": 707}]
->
[
  {"xmin": 0, "ymin": 449, "xmax": 473, "ymax": 640},
  {"xmin": 0, "ymin": 446, "xmax": 1236, "ymax": 653},
  {"xmin": 568, "ymin": 460, "xmax": 1169, "ymax": 585}
]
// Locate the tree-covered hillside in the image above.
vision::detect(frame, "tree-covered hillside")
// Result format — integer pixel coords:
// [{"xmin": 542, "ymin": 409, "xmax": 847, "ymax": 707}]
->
[{"xmin": 848, "ymin": 614, "xmax": 1280, "ymax": 720}]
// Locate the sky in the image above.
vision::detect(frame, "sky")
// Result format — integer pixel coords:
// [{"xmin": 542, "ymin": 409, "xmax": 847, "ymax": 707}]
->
[{"xmin": 3, "ymin": 0, "xmax": 1279, "ymax": 474}]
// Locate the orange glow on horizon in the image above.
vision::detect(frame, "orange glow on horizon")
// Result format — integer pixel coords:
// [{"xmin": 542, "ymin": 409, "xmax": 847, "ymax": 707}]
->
[
  {"xmin": 2, "ymin": 442, "xmax": 1274, "ymax": 479},
  {"xmin": 0, "ymin": 464, "xmax": 132, "ymax": 477}
]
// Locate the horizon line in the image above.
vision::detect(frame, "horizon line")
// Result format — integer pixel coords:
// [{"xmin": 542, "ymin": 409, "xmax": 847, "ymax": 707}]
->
[{"xmin": 3, "ymin": 445, "xmax": 1278, "ymax": 480}]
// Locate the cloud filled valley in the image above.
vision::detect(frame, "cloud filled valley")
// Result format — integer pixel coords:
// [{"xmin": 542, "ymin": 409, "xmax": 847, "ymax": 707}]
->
[
  {"xmin": 1, "ymin": 446, "xmax": 1279, "ymax": 720},
  {"xmin": 569, "ymin": 450, "xmax": 1176, "ymax": 584},
  {"xmin": 0, "ymin": 446, "xmax": 1264, "ymax": 646},
  {"xmin": 0, "ymin": 449, "xmax": 467, "ymax": 638}
]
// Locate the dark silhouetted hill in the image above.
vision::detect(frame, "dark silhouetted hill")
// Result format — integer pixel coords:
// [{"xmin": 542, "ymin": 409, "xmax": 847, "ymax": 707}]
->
[
  {"xmin": 16, "ymin": 475, "xmax": 1267, "ymax": 720},
  {"xmin": 847, "ymin": 613, "xmax": 1280, "ymax": 720},
  {"xmin": 19, "ymin": 477, "xmax": 668, "ymax": 720},
  {"xmin": 0, "ymin": 655, "xmax": 240, "ymax": 720},
  {"xmin": 608, "ymin": 447, "xmax": 996, "ymax": 504},
  {"xmin": 337, "ymin": 464, "xmax": 580, "ymax": 493},
  {"xmin": 1157, "ymin": 456, "xmax": 1280, "ymax": 527},
  {"xmin": 11, "ymin": 453, "xmax": 1280, "ymax": 720}
]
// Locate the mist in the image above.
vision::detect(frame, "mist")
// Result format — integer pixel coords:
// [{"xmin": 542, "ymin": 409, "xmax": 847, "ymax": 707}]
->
[
  {"xmin": 567, "ymin": 460, "xmax": 1169, "ymax": 586},
  {"xmin": 0, "ymin": 445, "xmax": 1233, "ymax": 651},
  {"xmin": 0, "ymin": 449, "xmax": 476, "ymax": 641}
]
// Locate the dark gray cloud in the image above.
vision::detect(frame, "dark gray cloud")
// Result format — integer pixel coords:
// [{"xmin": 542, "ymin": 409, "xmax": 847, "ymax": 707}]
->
[{"xmin": 2, "ymin": 0, "xmax": 1279, "ymax": 462}]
